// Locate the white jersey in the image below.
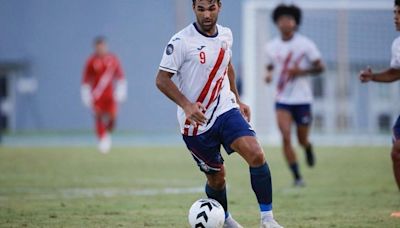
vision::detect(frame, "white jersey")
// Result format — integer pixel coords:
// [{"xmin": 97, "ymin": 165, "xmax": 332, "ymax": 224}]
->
[
  {"xmin": 391, "ymin": 36, "xmax": 400, "ymax": 69},
  {"xmin": 159, "ymin": 23, "xmax": 238, "ymax": 136},
  {"xmin": 265, "ymin": 33, "xmax": 322, "ymax": 104}
]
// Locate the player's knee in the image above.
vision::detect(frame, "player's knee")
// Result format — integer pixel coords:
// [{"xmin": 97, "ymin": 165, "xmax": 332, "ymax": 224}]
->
[
  {"xmin": 246, "ymin": 147, "xmax": 266, "ymax": 167},
  {"xmin": 391, "ymin": 149, "xmax": 400, "ymax": 163},
  {"xmin": 282, "ymin": 136, "xmax": 292, "ymax": 146},
  {"xmin": 298, "ymin": 138, "xmax": 308, "ymax": 147},
  {"xmin": 207, "ymin": 174, "xmax": 226, "ymax": 190}
]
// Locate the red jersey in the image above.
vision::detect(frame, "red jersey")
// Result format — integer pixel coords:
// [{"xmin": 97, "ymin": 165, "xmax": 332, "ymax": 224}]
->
[{"xmin": 82, "ymin": 53, "xmax": 124, "ymax": 103}]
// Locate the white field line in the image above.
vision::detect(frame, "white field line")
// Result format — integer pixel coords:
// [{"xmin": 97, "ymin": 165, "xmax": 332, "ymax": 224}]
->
[{"xmin": 0, "ymin": 186, "xmax": 204, "ymax": 201}]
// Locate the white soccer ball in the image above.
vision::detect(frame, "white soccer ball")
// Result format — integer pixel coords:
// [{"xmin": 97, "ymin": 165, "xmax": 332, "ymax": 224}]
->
[{"xmin": 188, "ymin": 198, "xmax": 225, "ymax": 228}]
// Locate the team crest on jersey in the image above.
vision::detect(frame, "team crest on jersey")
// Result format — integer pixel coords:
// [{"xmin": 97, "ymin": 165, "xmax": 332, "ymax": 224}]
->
[
  {"xmin": 221, "ymin": 41, "xmax": 228, "ymax": 50},
  {"xmin": 166, "ymin": 44, "xmax": 174, "ymax": 55}
]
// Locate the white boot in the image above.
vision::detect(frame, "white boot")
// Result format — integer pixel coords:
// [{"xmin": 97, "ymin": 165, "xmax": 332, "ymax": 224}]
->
[
  {"xmin": 223, "ymin": 214, "xmax": 243, "ymax": 228},
  {"xmin": 98, "ymin": 134, "xmax": 111, "ymax": 154}
]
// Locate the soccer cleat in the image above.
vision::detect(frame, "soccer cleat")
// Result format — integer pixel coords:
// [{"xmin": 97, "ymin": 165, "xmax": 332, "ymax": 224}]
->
[
  {"xmin": 305, "ymin": 144, "xmax": 315, "ymax": 167},
  {"xmin": 98, "ymin": 134, "xmax": 111, "ymax": 154},
  {"xmin": 223, "ymin": 214, "xmax": 243, "ymax": 228},
  {"xmin": 260, "ymin": 219, "xmax": 284, "ymax": 228},
  {"xmin": 293, "ymin": 179, "xmax": 306, "ymax": 187}
]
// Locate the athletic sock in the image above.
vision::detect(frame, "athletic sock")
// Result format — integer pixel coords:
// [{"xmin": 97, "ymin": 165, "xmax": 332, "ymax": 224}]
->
[
  {"xmin": 95, "ymin": 117, "xmax": 106, "ymax": 139},
  {"xmin": 289, "ymin": 162, "xmax": 301, "ymax": 180},
  {"xmin": 250, "ymin": 163, "xmax": 273, "ymax": 214},
  {"xmin": 305, "ymin": 143, "xmax": 313, "ymax": 153},
  {"xmin": 205, "ymin": 184, "xmax": 229, "ymax": 218},
  {"xmin": 106, "ymin": 118, "xmax": 115, "ymax": 132}
]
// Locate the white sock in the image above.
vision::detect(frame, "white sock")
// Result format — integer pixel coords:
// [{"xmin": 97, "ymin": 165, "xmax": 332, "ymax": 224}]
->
[{"xmin": 261, "ymin": 210, "xmax": 274, "ymax": 222}]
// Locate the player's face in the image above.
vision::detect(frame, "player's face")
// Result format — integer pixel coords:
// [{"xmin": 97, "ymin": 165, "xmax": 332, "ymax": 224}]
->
[
  {"xmin": 95, "ymin": 42, "xmax": 108, "ymax": 56},
  {"xmin": 394, "ymin": 6, "xmax": 400, "ymax": 31},
  {"xmin": 193, "ymin": 0, "xmax": 221, "ymax": 34},
  {"xmin": 276, "ymin": 15, "xmax": 297, "ymax": 36}
]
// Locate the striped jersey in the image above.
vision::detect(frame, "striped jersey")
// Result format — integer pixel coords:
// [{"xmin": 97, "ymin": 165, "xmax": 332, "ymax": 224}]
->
[
  {"xmin": 159, "ymin": 23, "xmax": 238, "ymax": 136},
  {"xmin": 265, "ymin": 33, "xmax": 322, "ymax": 104}
]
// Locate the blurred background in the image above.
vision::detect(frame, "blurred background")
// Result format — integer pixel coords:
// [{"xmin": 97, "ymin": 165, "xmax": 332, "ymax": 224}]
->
[{"xmin": 0, "ymin": 0, "xmax": 397, "ymax": 146}]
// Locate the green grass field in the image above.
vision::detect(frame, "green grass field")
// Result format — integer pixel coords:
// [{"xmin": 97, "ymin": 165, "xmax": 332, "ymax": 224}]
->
[{"xmin": 0, "ymin": 146, "xmax": 399, "ymax": 227}]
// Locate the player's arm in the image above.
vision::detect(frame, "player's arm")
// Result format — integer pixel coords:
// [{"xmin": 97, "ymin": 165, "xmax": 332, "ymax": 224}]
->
[
  {"xmin": 155, "ymin": 70, "xmax": 206, "ymax": 126},
  {"xmin": 227, "ymin": 62, "xmax": 251, "ymax": 122},
  {"xmin": 81, "ymin": 60, "xmax": 93, "ymax": 108},
  {"xmin": 360, "ymin": 67, "xmax": 400, "ymax": 83},
  {"xmin": 265, "ymin": 64, "xmax": 274, "ymax": 84},
  {"xmin": 114, "ymin": 56, "xmax": 127, "ymax": 102},
  {"xmin": 288, "ymin": 59, "xmax": 325, "ymax": 78}
]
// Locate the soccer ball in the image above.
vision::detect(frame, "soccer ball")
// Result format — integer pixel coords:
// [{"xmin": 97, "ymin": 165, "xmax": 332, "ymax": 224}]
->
[{"xmin": 188, "ymin": 198, "xmax": 225, "ymax": 228}]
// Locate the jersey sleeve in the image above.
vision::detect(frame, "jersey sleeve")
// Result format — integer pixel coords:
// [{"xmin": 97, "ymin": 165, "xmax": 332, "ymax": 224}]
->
[
  {"xmin": 391, "ymin": 38, "xmax": 400, "ymax": 69},
  {"xmin": 114, "ymin": 56, "xmax": 125, "ymax": 80},
  {"xmin": 264, "ymin": 43, "xmax": 274, "ymax": 67},
  {"xmin": 82, "ymin": 58, "xmax": 93, "ymax": 85},
  {"xmin": 305, "ymin": 39, "xmax": 322, "ymax": 62},
  {"xmin": 159, "ymin": 35, "xmax": 186, "ymax": 74},
  {"xmin": 226, "ymin": 28, "xmax": 234, "ymax": 58}
]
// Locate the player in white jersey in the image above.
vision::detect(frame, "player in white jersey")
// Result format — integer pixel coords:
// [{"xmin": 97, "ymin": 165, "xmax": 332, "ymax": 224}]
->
[
  {"xmin": 156, "ymin": 1, "xmax": 283, "ymax": 227},
  {"xmin": 359, "ymin": 0, "xmax": 400, "ymax": 191},
  {"xmin": 264, "ymin": 4, "xmax": 325, "ymax": 187}
]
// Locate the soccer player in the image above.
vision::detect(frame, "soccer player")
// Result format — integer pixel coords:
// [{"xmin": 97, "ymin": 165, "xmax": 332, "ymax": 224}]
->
[
  {"xmin": 81, "ymin": 36, "xmax": 127, "ymax": 154},
  {"xmin": 264, "ymin": 4, "xmax": 325, "ymax": 187},
  {"xmin": 156, "ymin": 1, "xmax": 283, "ymax": 227},
  {"xmin": 359, "ymin": 0, "xmax": 400, "ymax": 191}
]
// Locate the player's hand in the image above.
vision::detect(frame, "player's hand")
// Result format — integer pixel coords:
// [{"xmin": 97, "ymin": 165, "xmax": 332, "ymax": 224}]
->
[
  {"xmin": 115, "ymin": 80, "xmax": 127, "ymax": 103},
  {"xmin": 359, "ymin": 67, "xmax": 374, "ymax": 83},
  {"xmin": 81, "ymin": 85, "xmax": 93, "ymax": 108},
  {"xmin": 238, "ymin": 101, "xmax": 251, "ymax": 122},
  {"xmin": 183, "ymin": 102, "xmax": 207, "ymax": 126},
  {"xmin": 265, "ymin": 74, "xmax": 273, "ymax": 84},
  {"xmin": 287, "ymin": 66, "xmax": 304, "ymax": 79}
]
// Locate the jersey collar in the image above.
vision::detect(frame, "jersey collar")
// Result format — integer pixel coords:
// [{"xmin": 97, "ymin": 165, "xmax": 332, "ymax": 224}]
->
[{"xmin": 193, "ymin": 22, "xmax": 219, "ymax": 38}]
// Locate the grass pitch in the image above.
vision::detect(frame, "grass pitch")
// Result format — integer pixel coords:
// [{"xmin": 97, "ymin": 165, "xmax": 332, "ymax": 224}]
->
[{"xmin": 0, "ymin": 146, "xmax": 399, "ymax": 227}]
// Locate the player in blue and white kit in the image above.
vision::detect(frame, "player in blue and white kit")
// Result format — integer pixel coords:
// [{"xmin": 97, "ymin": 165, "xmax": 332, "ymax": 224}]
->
[
  {"xmin": 264, "ymin": 4, "xmax": 325, "ymax": 186},
  {"xmin": 156, "ymin": 1, "xmax": 283, "ymax": 227},
  {"xmin": 359, "ymin": 0, "xmax": 400, "ymax": 191}
]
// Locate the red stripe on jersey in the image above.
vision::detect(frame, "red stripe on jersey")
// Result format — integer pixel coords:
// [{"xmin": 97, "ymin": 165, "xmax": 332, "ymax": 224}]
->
[
  {"xmin": 277, "ymin": 52, "xmax": 293, "ymax": 93},
  {"xmin": 277, "ymin": 52, "xmax": 306, "ymax": 96},
  {"xmin": 183, "ymin": 48, "xmax": 226, "ymax": 136}
]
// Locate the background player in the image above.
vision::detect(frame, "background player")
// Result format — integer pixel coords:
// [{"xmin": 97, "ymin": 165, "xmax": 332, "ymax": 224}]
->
[
  {"xmin": 264, "ymin": 4, "xmax": 325, "ymax": 186},
  {"xmin": 81, "ymin": 36, "xmax": 127, "ymax": 154},
  {"xmin": 156, "ymin": 0, "xmax": 283, "ymax": 227},
  {"xmin": 359, "ymin": 0, "xmax": 400, "ymax": 191}
]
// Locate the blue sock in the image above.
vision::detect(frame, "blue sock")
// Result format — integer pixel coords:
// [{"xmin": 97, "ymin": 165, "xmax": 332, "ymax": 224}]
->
[
  {"xmin": 250, "ymin": 163, "xmax": 273, "ymax": 212},
  {"xmin": 289, "ymin": 162, "xmax": 301, "ymax": 180},
  {"xmin": 205, "ymin": 184, "xmax": 229, "ymax": 218}
]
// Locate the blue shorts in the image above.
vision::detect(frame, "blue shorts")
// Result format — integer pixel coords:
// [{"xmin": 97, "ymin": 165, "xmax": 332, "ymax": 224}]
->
[
  {"xmin": 393, "ymin": 116, "xmax": 400, "ymax": 142},
  {"xmin": 275, "ymin": 103, "xmax": 312, "ymax": 126},
  {"xmin": 183, "ymin": 108, "xmax": 256, "ymax": 174}
]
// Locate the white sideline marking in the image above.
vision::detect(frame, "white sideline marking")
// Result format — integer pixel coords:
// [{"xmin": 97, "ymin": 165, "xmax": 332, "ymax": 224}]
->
[{"xmin": 0, "ymin": 187, "xmax": 204, "ymax": 200}]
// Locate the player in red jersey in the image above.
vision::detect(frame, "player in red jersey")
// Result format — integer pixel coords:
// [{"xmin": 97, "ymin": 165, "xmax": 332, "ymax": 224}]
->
[{"xmin": 81, "ymin": 36, "xmax": 127, "ymax": 153}]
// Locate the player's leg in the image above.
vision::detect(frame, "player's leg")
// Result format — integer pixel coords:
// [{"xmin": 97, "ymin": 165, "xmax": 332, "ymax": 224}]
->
[
  {"xmin": 392, "ymin": 116, "xmax": 400, "ymax": 190},
  {"xmin": 95, "ymin": 112, "xmax": 107, "ymax": 139},
  {"xmin": 391, "ymin": 141, "xmax": 400, "ymax": 191},
  {"xmin": 105, "ymin": 101, "xmax": 117, "ymax": 133},
  {"xmin": 294, "ymin": 104, "xmax": 314, "ymax": 167},
  {"xmin": 221, "ymin": 109, "xmax": 282, "ymax": 227},
  {"xmin": 183, "ymin": 130, "xmax": 241, "ymax": 227},
  {"xmin": 276, "ymin": 105, "xmax": 303, "ymax": 185},
  {"xmin": 94, "ymin": 101, "xmax": 112, "ymax": 153},
  {"xmin": 296, "ymin": 125, "xmax": 314, "ymax": 167}
]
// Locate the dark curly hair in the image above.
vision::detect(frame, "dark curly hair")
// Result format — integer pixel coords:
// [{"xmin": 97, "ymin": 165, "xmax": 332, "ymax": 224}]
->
[
  {"xmin": 192, "ymin": 0, "xmax": 220, "ymax": 4},
  {"xmin": 272, "ymin": 4, "xmax": 302, "ymax": 26},
  {"xmin": 396, "ymin": 0, "xmax": 400, "ymax": 6}
]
